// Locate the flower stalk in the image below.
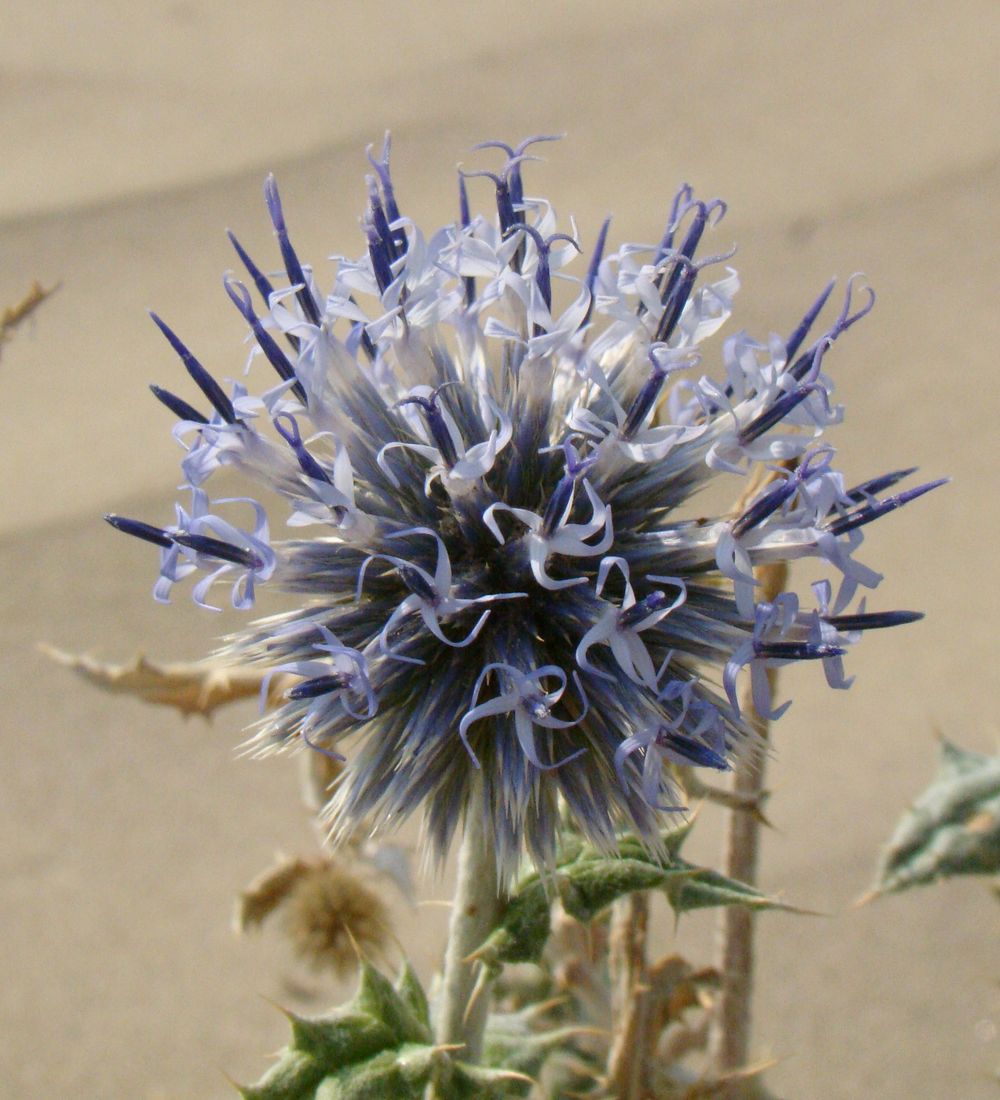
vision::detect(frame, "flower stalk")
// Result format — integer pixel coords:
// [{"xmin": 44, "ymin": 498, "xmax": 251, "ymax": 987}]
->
[
  {"xmin": 710, "ymin": 468, "xmax": 791, "ymax": 1085},
  {"xmin": 435, "ymin": 788, "xmax": 504, "ymax": 1064},
  {"xmin": 606, "ymin": 891, "xmax": 654, "ymax": 1099}
]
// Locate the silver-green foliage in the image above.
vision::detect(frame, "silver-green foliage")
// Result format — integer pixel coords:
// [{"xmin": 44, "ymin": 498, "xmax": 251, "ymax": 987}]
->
[
  {"xmin": 477, "ymin": 819, "xmax": 797, "ymax": 971},
  {"xmin": 870, "ymin": 738, "xmax": 1000, "ymax": 897},
  {"xmin": 240, "ymin": 962, "xmax": 525, "ymax": 1099}
]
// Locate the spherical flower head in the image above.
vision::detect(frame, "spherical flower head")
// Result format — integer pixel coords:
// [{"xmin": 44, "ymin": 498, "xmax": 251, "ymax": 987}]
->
[{"xmin": 109, "ymin": 134, "xmax": 941, "ymax": 884}]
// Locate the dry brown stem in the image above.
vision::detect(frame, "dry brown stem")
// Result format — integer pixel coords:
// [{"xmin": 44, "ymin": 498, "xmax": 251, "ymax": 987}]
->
[
  {"xmin": 708, "ymin": 461, "xmax": 794, "ymax": 1094},
  {"xmin": 605, "ymin": 892, "xmax": 655, "ymax": 1099},
  {"xmin": 1, "ymin": 281, "xmax": 58, "ymax": 346},
  {"xmin": 39, "ymin": 645, "xmax": 292, "ymax": 717}
]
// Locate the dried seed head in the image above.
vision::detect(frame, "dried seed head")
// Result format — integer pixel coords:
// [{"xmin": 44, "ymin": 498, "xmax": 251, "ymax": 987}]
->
[{"xmin": 280, "ymin": 860, "xmax": 392, "ymax": 977}]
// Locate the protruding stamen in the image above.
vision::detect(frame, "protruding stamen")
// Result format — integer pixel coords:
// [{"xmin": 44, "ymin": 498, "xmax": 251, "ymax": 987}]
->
[
  {"xmin": 366, "ymin": 132, "xmax": 402, "ymax": 225},
  {"xmin": 397, "ymin": 386, "xmax": 461, "ymax": 468},
  {"xmin": 172, "ymin": 532, "xmax": 262, "ymax": 569},
  {"xmin": 506, "ymin": 224, "xmax": 580, "ymax": 314},
  {"xmin": 821, "ymin": 609, "xmax": 924, "ymax": 631},
  {"xmin": 273, "ymin": 413, "xmax": 332, "ymax": 484},
  {"xmin": 788, "ymin": 275, "xmax": 876, "ymax": 381},
  {"xmin": 653, "ymin": 255, "xmax": 699, "ymax": 343},
  {"xmin": 844, "ymin": 467, "xmax": 918, "ymax": 504},
  {"xmin": 754, "ymin": 641, "xmax": 845, "ymax": 661},
  {"xmin": 785, "ymin": 278, "xmax": 836, "ymax": 363},
  {"xmin": 105, "ymin": 514, "xmax": 173, "ymax": 549},
  {"xmin": 228, "ymin": 229, "xmax": 301, "ymax": 356},
  {"xmin": 731, "ymin": 477, "xmax": 798, "ymax": 537},
  {"xmin": 149, "ymin": 384, "xmax": 207, "ymax": 425},
  {"xmin": 366, "ymin": 174, "xmax": 400, "ymax": 263},
  {"xmin": 364, "ymin": 203, "xmax": 396, "ymax": 295},
  {"xmin": 458, "ymin": 174, "xmax": 476, "ymax": 307},
  {"xmin": 540, "ymin": 443, "xmax": 596, "ymax": 536},
  {"xmin": 149, "ymin": 312, "xmax": 239, "ymax": 425},
  {"xmin": 395, "ymin": 561, "xmax": 439, "ymax": 604},
  {"xmin": 226, "ymin": 230, "xmax": 275, "ymax": 309},
  {"xmin": 654, "ymin": 183, "xmax": 694, "ymax": 262},
  {"xmin": 286, "ymin": 673, "xmax": 354, "ymax": 700},
  {"xmin": 737, "ymin": 383, "xmax": 820, "ymax": 445},
  {"xmin": 473, "ymin": 135, "xmax": 562, "ymax": 208},
  {"xmin": 652, "ymin": 197, "xmax": 725, "ymax": 329},
  {"xmin": 619, "ymin": 590, "xmax": 674, "ymax": 630},
  {"xmin": 460, "ymin": 166, "xmax": 518, "ymax": 234},
  {"xmin": 656, "ymin": 727, "xmax": 728, "ymax": 770},
  {"xmin": 263, "ymin": 174, "xmax": 323, "ymax": 327},
  {"xmin": 621, "ymin": 347, "xmax": 676, "ymax": 439},
  {"xmin": 672, "ymin": 201, "xmax": 710, "ymax": 264},
  {"xmin": 826, "ymin": 478, "xmax": 947, "ymax": 536},
  {"xmin": 224, "ymin": 277, "xmax": 306, "ymax": 402},
  {"xmin": 580, "ymin": 215, "xmax": 611, "ymax": 329}
]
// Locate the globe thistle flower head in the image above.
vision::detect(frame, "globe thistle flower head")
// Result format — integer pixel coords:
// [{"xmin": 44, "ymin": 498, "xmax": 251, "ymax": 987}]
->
[{"xmin": 108, "ymin": 134, "xmax": 940, "ymax": 882}]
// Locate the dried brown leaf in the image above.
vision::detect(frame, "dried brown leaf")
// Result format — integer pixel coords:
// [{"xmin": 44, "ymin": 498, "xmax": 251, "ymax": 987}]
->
[
  {"xmin": 235, "ymin": 856, "xmax": 316, "ymax": 933},
  {"xmin": 1, "ymin": 281, "xmax": 58, "ymax": 345},
  {"xmin": 39, "ymin": 644, "xmax": 292, "ymax": 717}
]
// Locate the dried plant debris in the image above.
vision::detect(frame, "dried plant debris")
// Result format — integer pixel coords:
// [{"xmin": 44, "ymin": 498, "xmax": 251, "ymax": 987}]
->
[
  {"xmin": 39, "ymin": 646, "xmax": 288, "ymax": 718},
  {"xmin": 236, "ymin": 856, "xmax": 319, "ymax": 933},
  {"xmin": 865, "ymin": 737, "xmax": 1000, "ymax": 899},
  {"xmin": 236, "ymin": 855, "xmax": 394, "ymax": 978},
  {"xmin": 490, "ymin": 905, "xmax": 772, "ymax": 1099},
  {"xmin": 1, "ymin": 281, "xmax": 57, "ymax": 349}
]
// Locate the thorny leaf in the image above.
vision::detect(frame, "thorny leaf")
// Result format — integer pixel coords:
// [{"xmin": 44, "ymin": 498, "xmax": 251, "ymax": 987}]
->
[
  {"xmin": 664, "ymin": 1060, "xmax": 778, "ymax": 1099},
  {"xmin": 865, "ymin": 737, "xmax": 1000, "ymax": 899},
  {"xmin": 475, "ymin": 822, "xmax": 797, "ymax": 971},
  {"xmin": 240, "ymin": 961, "xmax": 529, "ymax": 1100},
  {"xmin": 482, "ymin": 1003, "xmax": 602, "ymax": 1096},
  {"xmin": 39, "ymin": 645, "xmax": 291, "ymax": 717}
]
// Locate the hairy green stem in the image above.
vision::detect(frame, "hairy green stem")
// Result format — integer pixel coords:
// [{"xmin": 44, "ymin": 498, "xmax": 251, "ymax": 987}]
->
[{"xmin": 435, "ymin": 794, "xmax": 503, "ymax": 1063}]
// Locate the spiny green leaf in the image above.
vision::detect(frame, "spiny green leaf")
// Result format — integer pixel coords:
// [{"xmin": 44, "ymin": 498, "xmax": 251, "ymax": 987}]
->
[
  {"xmin": 483, "ymin": 1005, "xmax": 597, "ymax": 1089},
  {"xmin": 353, "ymin": 961, "xmax": 430, "ymax": 1045},
  {"xmin": 239, "ymin": 960, "xmax": 530, "ymax": 1100},
  {"xmin": 394, "ymin": 960, "xmax": 431, "ymax": 1031},
  {"xmin": 559, "ymin": 856, "xmax": 682, "ymax": 922},
  {"xmin": 239, "ymin": 963, "xmax": 464, "ymax": 1100},
  {"xmin": 312, "ymin": 1044, "xmax": 438, "ymax": 1099},
  {"xmin": 663, "ymin": 862, "xmax": 794, "ymax": 914},
  {"xmin": 239, "ymin": 1050, "xmax": 327, "ymax": 1100},
  {"xmin": 448, "ymin": 1062, "xmax": 535, "ymax": 1099},
  {"xmin": 868, "ymin": 737, "xmax": 1000, "ymax": 898},
  {"xmin": 473, "ymin": 879, "xmax": 553, "ymax": 969},
  {"xmin": 474, "ymin": 824, "xmax": 792, "ymax": 970},
  {"xmin": 286, "ymin": 1011, "xmax": 395, "ymax": 1067}
]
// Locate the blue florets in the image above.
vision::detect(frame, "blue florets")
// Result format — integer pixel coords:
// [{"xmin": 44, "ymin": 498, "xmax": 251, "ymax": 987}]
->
[{"xmin": 108, "ymin": 134, "xmax": 938, "ymax": 880}]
